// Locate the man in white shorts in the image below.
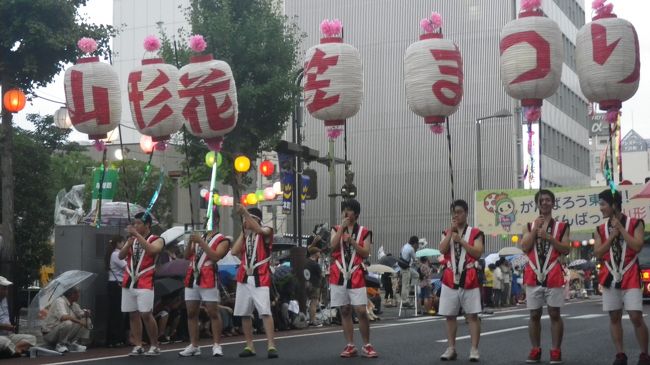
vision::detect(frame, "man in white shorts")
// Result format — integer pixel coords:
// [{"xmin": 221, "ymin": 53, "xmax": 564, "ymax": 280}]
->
[
  {"xmin": 595, "ymin": 189, "xmax": 650, "ymax": 365},
  {"xmin": 231, "ymin": 206, "xmax": 277, "ymax": 359},
  {"xmin": 521, "ymin": 189, "xmax": 569, "ymax": 364},
  {"xmin": 178, "ymin": 228, "xmax": 230, "ymax": 358},
  {"xmin": 118, "ymin": 212, "xmax": 164, "ymax": 356},
  {"xmin": 329, "ymin": 199, "xmax": 377, "ymax": 358},
  {"xmin": 438, "ymin": 199, "xmax": 484, "ymax": 362}
]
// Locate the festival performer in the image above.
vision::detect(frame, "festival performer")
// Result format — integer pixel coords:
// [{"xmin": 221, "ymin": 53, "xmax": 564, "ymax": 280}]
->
[
  {"xmin": 330, "ymin": 199, "xmax": 377, "ymax": 358},
  {"xmin": 594, "ymin": 189, "xmax": 650, "ymax": 365},
  {"xmin": 438, "ymin": 199, "xmax": 484, "ymax": 362},
  {"xmin": 521, "ymin": 189, "xmax": 570, "ymax": 364},
  {"xmin": 118, "ymin": 212, "xmax": 164, "ymax": 356},
  {"xmin": 231, "ymin": 206, "xmax": 278, "ymax": 359},
  {"xmin": 178, "ymin": 227, "xmax": 230, "ymax": 358}
]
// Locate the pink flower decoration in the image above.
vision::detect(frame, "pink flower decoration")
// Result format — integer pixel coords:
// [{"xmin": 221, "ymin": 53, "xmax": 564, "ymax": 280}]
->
[
  {"xmin": 206, "ymin": 137, "xmax": 223, "ymax": 152},
  {"xmin": 597, "ymin": 2, "xmax": 614, "ymax": 15},
  {"xmin": 326, "ymin": 126, "xmax": 343, "ymax": 140},
  {"xmin": 420, "ymin": 19, "xmax": 433, "ymax": 33},
  {"xmin": 143, "ymin": 35, "xmax": 161, "ymax": 52},
  {"xmin": 93, "ymin": 139, "xmax": 106, "ymax": 152},
  {"xmin": 521, "ymin": 0, "xmax": 542, "ymax": 12},
  {"xmin": 525, "ymin": 106, "xmax": 541, "ymax": 122},
  {"xmin": 189, "ymin": 34, "xmax": 207, "ymax": 53},
  {"xmin": 430, "ymin": 12, "xmax": 442, "ymax": 30},
  {"xmin": 592, "ymin": 0, "xmax": 606, "ymax": 10},
  {"xmin": 320, "ymin": 19, "xmax": 342, "ymax": 37},
  {"xmin": 320, "ymin": 19, "xmax": 332, "ymax": 36},
  {"xmin": 330, "ymin": 19, "xmax": 342, "ymax": 35},
  {"xmin": 77, "ymin": 37, "xmax": 98, "ymax": 54},
  {"xmin": 154, "ymin": 141, "xmax": 167, "ymax": 151},
  {"xmin": 606, "ymin": 109, "xmax": 620, "ymax": 124},
  {"xmin": 430, "ymin": 124, "xmax": 445, "ymax": 134}
]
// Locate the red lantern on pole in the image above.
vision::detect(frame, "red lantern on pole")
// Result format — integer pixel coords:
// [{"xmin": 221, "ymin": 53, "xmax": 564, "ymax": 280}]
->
[
  {"xmin": 178, "ymin": 35, "xmax": 238, "ymax": 152},
  {"xmin": 140, "ymin": 135, "xmax": 155, "ymax": 154},
  {"xmin": 128, "ymin": 36, "xmax": 183, "ymax": 142},
  {"xmin": 3, "ymin": 88, "xmax": 26, "ymax": 113},
  {"xmin": 260, "ymin": 160, "xmax": 275, "ymax": 177},
  {"xmin": 64, "ymin": 38, "xmax": 121, "ymax": 140},
  {"xmin": 304, "ymin": 19, "xmax": 363, "ymax": 140},
  {"xmin": 576, "ymin": 0, "xmax": 640, "ymax": 123},
  {"xmin": 404, "ymin": 12, "xmax": 464, "ymax": 134},
  {"xmin": 572, "ymin": 241, "xmax": 581, "ymax": 248},
  {"xmin": 499, "ymin": 0, "xmax": 563, "ymax": 123}
]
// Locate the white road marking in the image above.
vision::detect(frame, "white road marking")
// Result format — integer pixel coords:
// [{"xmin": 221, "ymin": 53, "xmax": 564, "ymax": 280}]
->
[
  {"xmin": 436, "ymin": 326, "xmax": 529, "ymax": 343},
  {"xmin": 569, "ymin": 314, "xmax": 607, "ymax": 319},
  {"xmin": 483, "ymin": 314, "xmax": 528, "ymax": 320}
]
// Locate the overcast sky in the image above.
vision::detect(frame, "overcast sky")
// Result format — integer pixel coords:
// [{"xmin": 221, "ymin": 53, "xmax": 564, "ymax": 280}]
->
[{"xmin": 10, "ymin": 0, "xmax": 650, "ymax": 140}]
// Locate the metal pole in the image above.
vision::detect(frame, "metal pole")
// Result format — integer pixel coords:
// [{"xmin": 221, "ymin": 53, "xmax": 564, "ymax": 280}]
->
[
  {"xmin": 291, "ymin": 70, "xmax": 304, "ymax": 246},
  {"xmin": 476, "ymin": 118, "xmax": 482, "ymax": 190},
  {"xmin": 328, "ymin": 139, "xmax": 336, "ymax": 226}
]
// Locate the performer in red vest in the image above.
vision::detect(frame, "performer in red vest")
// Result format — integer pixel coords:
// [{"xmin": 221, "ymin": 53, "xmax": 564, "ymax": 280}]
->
[
  {"xmin": 330, "ymin": 199, "xmax": 377, "ymax": 358},
  {"xmin": 594, "ymin": 189, "xmax": 650, "ymax": 365},
  {"xmin": 231, "ymin": 206, "xmax": 277, "ymax": 359},
  {"xmin": 438, "ymin": 199, "xmax": 484, "ymax": 362},
  {"xmin": 118, "ymin": 212, "xmax": 164, "ymax": 357},
  {"xmin": 178, "ymin": 224, "xmax": 230, "ymax": 358},
  {"xmin": 521, "ymin": 189, "xmax": 570, "ymax": 364}
]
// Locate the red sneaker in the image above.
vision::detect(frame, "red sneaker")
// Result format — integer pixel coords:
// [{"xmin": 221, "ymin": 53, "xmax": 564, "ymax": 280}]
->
[
  {"xmin": 526, "ymin": 347, "xmax": 542, "ymax": 363},
  {"xmin": 550, "ymin": 348, "xmax": 562, "ymax": 364},
  {"xmin": 362, "ymin": 344, "xmax": 378, "ymax": 358},
  {"xmin": 340, "ymin": 344, "xmax": 358, "ymax": 358}
]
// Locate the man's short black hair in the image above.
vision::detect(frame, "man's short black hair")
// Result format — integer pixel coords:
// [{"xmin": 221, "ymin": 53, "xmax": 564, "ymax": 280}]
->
[
  {"xmin": 599, "ymin": 189, "xmax": 623, "ymax": 211},
  {"xmin": 409, "ymin": 236, "xmax": 419, "ymax": 245},
  {"xmin": 341, "ymin": 199, "xmax": 361, "ymax": 216},
  {"xmin": 247, "ymin": 207, "xmax": 263, "ymax": 221},
  {"xmin": 534, "ymin": 189, "xmax": 555, "ymax": 205},
  {"xmin": 451, "ymin": 199, "xmax": 468, "ymax": 213},
  {"xmin": 134, "ymin": 212, "xmax": 152, "ymax": 226}
]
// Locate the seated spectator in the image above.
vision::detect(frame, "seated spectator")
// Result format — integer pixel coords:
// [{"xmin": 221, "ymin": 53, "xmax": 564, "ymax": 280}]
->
[
  {"xmin": 0, "ymin": 334, "xmax": 37, "ymax": 358},
  {"xmin": 154, "ymin": 292, "xmax": 184, "ymax": 344},
  {"xmin": 418, "ymin": 257, "xmax": 435, "ymax": 315},
  {"xmin": 305, "ymin": 247, "xmax": 323, "ymax": 327},
  {"xmin": 42, "ymin": 287, "xmax": 91, "ymax": 353}
]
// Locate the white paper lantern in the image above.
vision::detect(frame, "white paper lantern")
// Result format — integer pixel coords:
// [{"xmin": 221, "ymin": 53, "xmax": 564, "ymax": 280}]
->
[
  {"xmin": 178, "ymin": 54, "xmax": 238, "ymax": 150},
  {"xmin": 404, "ymin": 32, "xmax": 464, "ymax": 132},
  {"xmin": 128, "ymin": 58, "xmax": 182, "ymax": 142},
  {"xmin": 499, "ymin": 9, "xmax": 563, "ymax": 110},
  {"xmin": 64, "ymin": 56, "xmax": 121, "ymax": 139},
  {"xmin": 53, "ymin": 106, "xmax": 72, "ymax": 129},
  {"xmin": 576, "ymin": 12, "xmax": 640, "ymax": 114}
]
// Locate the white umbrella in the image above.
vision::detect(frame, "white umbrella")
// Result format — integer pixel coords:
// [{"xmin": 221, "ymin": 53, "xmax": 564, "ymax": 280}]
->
[
  {"xmin": 366, "ymin": 264, "xmax": 396, "ymax": 274},
  {"xmin": 568, "ymin": 259, "xmax": 588, "ymax": 268},
  {"xmin": 161, "ymin": 226, "xmax": 186, "ymax": 244},
  {"xmin": 498, "ymin": 247, "xmax": 523, "ymax": 256},
  {"xmin": 218, "ymin": 251, "xmax": 241, "ymax": 266},
  {"xmin": 484, "ymin": 253, "xmax": 500, "ymax": 266}
]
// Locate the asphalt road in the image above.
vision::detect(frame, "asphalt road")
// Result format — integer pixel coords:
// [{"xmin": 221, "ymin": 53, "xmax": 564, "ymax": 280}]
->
[{"xmin": 7, "ymin": 298, "xmax": 649, "ymax": 365}]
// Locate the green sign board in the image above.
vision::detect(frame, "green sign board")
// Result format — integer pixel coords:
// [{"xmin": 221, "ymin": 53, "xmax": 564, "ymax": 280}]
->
[{"xmin": 91, "ymin": 168, "xmax": 119, "ymax": 201}]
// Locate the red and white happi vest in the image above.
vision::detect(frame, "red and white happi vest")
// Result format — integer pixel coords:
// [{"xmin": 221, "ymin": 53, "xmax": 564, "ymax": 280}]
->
[
  {"xmin": 329, "ymin": 224, "xmax": 371, "ymax": 289},
  {"xmin": 524, "ymin": 220, "xmax": 568, "ymax": 288},
  {"xmin": 123, "ymin": 234, "xmax": 160, "ymax": 290},
  {"xmin": 184, "ymin": 233, "xmax": 228, "ymax": 289},
  {"xmin": 236, "ymin": 229, "xmax": 273, "ymax": 287},
  {"xmin": 441, "ymin": 226, "xmax": 482, "ymax": 290},
  {"xmin": 597, "ymin": 215, "xmax": 643, "ymax": 290}
]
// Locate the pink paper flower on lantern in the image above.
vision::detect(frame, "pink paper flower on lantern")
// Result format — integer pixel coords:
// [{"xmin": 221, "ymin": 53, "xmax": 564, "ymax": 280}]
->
[
  {"xmin": 93, "ymin": 139, "xmax": 106, "ymax": 152},
  {"xmin": 320, "ymin": 19, "xmax": 342, "ymax": 37},
  {"xmin": 154, "ymin": 141, "xmax": 167, "ymax": 151},
  {"xmin": 189, "ymin": 34, "xmax": 207, "ymax": 53},
  {"xmin": 143, "ymin": 35, "xmax": 161, "ymax": 52},
  {"xmin": 521, "ymin": 0, "xmax": 542, "ymax": 12},
  {"xmin": 77, "ymin": 37, "xmax": 98, "ymax": 54},
  {"xmin": 592, "ymin": 0, "xmax": 605, "ymax": 10},
  {"xmin": 525, "ymin": 107, "xmax": 541, "ymax": 123},
  {"xmin": 606, "ymin": 109, "xmax": 619, "ymax": 124},
  {"xmin": 429, "ymin": 124, "xmax": 445, "ymax": 135},
  {"xmin": 430, "ymin": 12, "xmax": 442, "ymax": 30}
]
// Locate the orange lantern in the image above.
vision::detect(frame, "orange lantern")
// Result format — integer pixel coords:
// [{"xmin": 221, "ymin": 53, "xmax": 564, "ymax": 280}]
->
[
  {"xmin": 140, "ymin": 135, "xmax": 155, "ymax": 154},
  {"xmin": 3, "ymin": 88, "xmax": 26, "ymax": 113},
  {"xmin": 260, "ymin": 160, "xmax": 275, "ymax": 177}
]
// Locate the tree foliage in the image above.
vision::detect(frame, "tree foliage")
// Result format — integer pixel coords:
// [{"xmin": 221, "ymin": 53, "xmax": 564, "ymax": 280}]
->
[{"xmin": 162, "ymin": 0, "xmax": 303, "ymax": 189}]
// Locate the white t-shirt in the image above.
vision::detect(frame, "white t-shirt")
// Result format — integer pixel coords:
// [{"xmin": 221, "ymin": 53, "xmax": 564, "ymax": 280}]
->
[
  {"xmin": 109, "ymin": 249, "xmax": 127, "ymax": 282},
  {"xmin": 493, "ymin": 267, "xmax": 503, "ymax": 290}
]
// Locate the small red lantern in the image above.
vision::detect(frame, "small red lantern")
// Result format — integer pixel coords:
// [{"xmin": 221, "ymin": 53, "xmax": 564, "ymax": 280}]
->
[
  {"xmin": 140, "ymin": 135, "xmax": 154, "ymax": 154},
  {"xmin": 260, "ymin": 160, "xmax": 275, "ymax": 177},
  {"xmin": 572, "ymin": 241, "xmax": 581, "ymax": 248},
  {"xmin": 240, "ymin": 194, "xmax": 248, "ymax": 206},
  {"xmin": 3, "ymin": 88, "xmax": 26, "ymax": 113}
]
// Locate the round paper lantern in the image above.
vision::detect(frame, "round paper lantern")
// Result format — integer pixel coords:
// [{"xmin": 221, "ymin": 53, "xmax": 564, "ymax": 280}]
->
[
  {"xmin": 240, "ymin": 194, "xmax": 248, "ymax": 206},
  {"xmin": 576, "ymin": 1, "xmax": 640, "ymax": 123},
  {"xmin": 255, "ymin": 189, "xmax": 265, "ymax": 202},
  {"xmin": 64, "ymin": 38, "xmax": 121, "ymax": 140},
  {"xmin": 178, "ymin": 35, "xmax": 238, "ymax": 151},
  {"xmin": 273, "ymin": 181, "xmax": 282, "ymax": 195},
  {"xmin": 572, "ymin": 241, "xmax": 581, "ymax": 248},
  {"xmin": 263, "ymin": 187, "xmax": 276, "ymax": 200},
  {"xmin": 589, "ymin": 238, "xmax": 595, "ymax": 245},
  {"xmin": 213, "ymin": 193, "xmax": 220, "ymax": 205},
  {"xmin": 260, "ymin": 160, "xmax": 275, "ymax": 177},
  {"xmin": 511, "ymin": 235, "xmax": 519, "ymax": 243},
  {"xmin": 499, "ymin": 1, "xmax": 563, "ymax": 122},
  {"xmin": 3, "ymin": 88, "xmax": 26, "ymax": 113},
  {"xmin": 246, "ymin": 193, "xmax": 258, "ymax": 205},
  {"xmin": 54, "ymin": 107, "xmax": 72, "ymax": 129},
  {"xmin": 404, "ymin": 12, "xmax": 464, "ymax": 134},
  {"xmin": 581, "ymin": 240, "xmax": 588, "ymax": 246},
  {"xmin": 219, "ymin": 196, "xmax": 228, "ymax": 206},
  {"xmin": 234, "ymin": 156, "xmax": 251, "ymax": 173},
  {"xmin": 140, "ymin": 135, "xmax": 154, "ymax": 154},
  {"xmin": 304, "ymin": 19, "xmax": 363, "ymax": 140},
  {"xmin": 200, "ymin": 188, "xmax": 209, "ymax": 200}
]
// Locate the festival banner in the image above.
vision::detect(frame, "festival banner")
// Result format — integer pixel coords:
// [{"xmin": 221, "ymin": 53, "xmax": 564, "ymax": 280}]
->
[
  {"xmin": 91, "ymin": 168, "xmax": 119, "ymax": 211},
  {"xmin": 475, "ymin": 185, "xmax": 648, "ymax": 235}
]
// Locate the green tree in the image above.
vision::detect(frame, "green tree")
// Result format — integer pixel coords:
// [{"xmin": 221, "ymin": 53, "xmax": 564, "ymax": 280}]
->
[
  {"xmin": 0, "ymin": 0, "xmax": 113, "ymax": 288},
  {"xmin": 162, "ymin": 0, "xmax": 303, "ymax": 211},
  {"xmin": 25, "ymin": 113, "xmax": 82, "ymax": 152}
]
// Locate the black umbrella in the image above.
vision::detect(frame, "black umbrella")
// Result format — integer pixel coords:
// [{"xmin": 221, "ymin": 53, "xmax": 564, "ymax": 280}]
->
[
  {"xmin": 379, "ymin": 256, "xmax": 397, "ymax": 267},
  {"xmin": 155, "ymin": 259, "xmax": 189, "ymax": 278},
  {"xmin": 154, "ymin": 277, "xmax": 184, "ymax": 298}
]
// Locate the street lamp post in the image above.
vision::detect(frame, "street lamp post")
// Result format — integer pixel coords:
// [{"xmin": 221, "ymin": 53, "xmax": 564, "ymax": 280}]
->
[{"xmin": 476, "ymin": 109, "xmax": 513, "ymax": 190}]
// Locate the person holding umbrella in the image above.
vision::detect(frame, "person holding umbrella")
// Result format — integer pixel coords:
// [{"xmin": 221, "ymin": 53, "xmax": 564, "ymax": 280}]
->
[
  {"xmin": 41, "ymin": 287, "xmax": 91, "ymax": 353},
  {"xmin": 521, "ymin": 189, "xmax": 570, "ymax": 364},
  {"xmin": 178, "ymin": 230, "xmax": 230, "ymax": 357},
  {"xmin": 438, "ymin": 199, "xmax": 484, "ymax": 362},
  {"xmin": 119, "ymin": 212, "xmax": 164, "ymax": 356}
]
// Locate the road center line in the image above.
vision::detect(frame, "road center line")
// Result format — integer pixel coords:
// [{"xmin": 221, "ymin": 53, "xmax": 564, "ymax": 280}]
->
[{"xmin": 435, "ymin": 326, "xmax": 529, "ymax": 343}]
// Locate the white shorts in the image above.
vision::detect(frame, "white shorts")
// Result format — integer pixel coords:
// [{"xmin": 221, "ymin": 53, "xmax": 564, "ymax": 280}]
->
[
  {"xmin": 525, "ymin": 286, "xmax": 564, "ymax": 310},
  {"xmin": 438, "ymin": 285, "xmax": 481, "ymax": 316},
  {"xmin": 185, "ymin": 287, "xmax": 220, "ymax": 302},
  {"xmin": 602, "ymin": 287, "xmax": 643, "ymax": 312},
  {"xmin": 234, "ymin": 277, "xmax": 271, "ymax": 317},
  {"xmin": 121, "ymin": 288, "xmax": 154, "ymax": 313},
  {"xmin": 330, "ymin": 285, "xmax": 367, "ymax": 307}
]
